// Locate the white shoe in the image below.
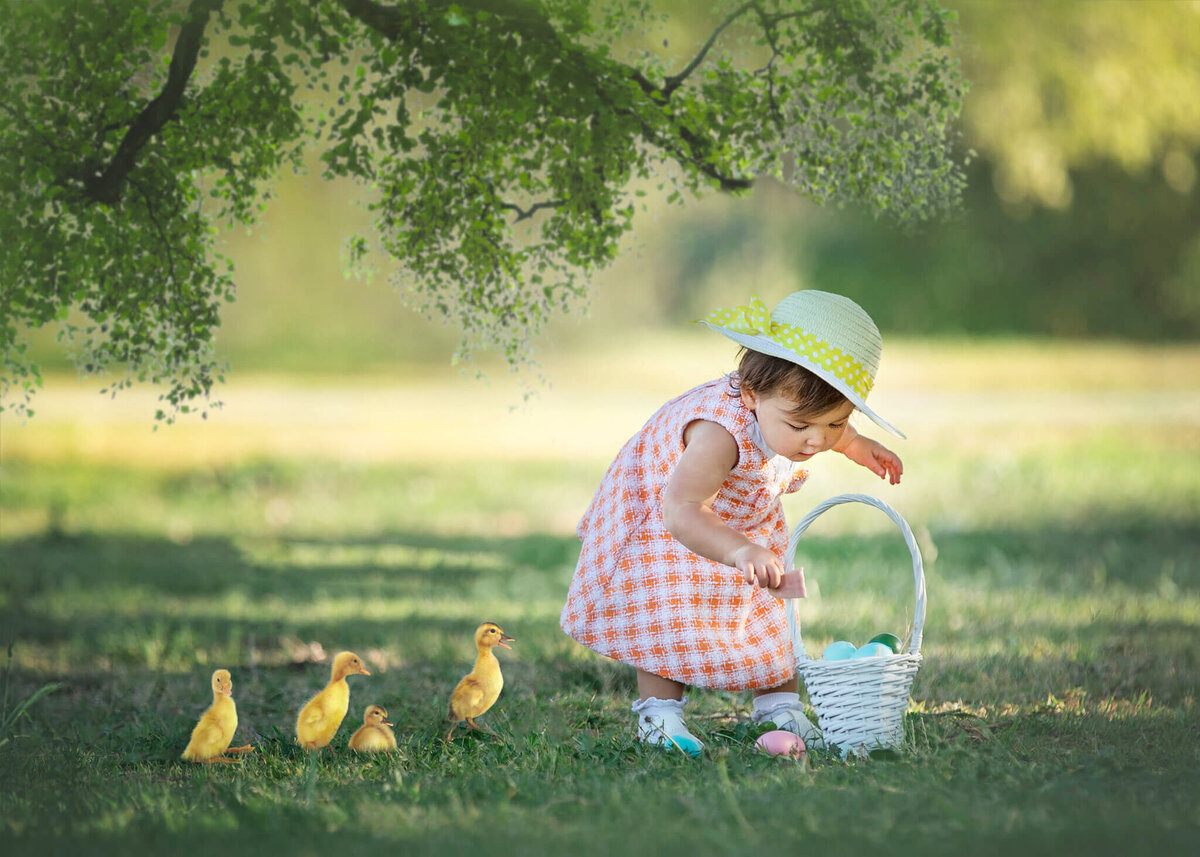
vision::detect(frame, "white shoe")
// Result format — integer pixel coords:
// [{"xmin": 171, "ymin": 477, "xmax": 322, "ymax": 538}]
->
[
  {"xmin": 752, "ymin": 692, "xmax": 823, "ymax": 746},
  {"xmin": 632, "ymin": 697, "xmax": 704, "ymax": 757}
]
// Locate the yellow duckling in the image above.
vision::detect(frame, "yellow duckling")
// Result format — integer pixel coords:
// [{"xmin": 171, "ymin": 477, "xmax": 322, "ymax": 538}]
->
[
  {"xmin": 445, "ymin": 622, "xmax": 514, "ymax": 741},
  {"xmin": 296, "ymin": 651, "xmax": 371, "ymax": 750},
  {"xmin": 348, "ymin": 704, "xmax": 397, "ymax": 753},
  {"xmin": 181, "ymin": 669, "xmax": 254, "ymax": 763}
]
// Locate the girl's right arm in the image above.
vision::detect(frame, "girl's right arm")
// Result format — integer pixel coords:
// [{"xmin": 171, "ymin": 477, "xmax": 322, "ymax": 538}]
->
[{"xmin": 661, "ymin": 419, "xmax": 787, "ymax": 589}]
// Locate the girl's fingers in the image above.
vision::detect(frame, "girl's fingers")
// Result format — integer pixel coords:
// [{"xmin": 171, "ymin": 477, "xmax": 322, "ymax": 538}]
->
[{"xmin": 742, "ymin": 556, "xmax": 786, "ymax": 588}]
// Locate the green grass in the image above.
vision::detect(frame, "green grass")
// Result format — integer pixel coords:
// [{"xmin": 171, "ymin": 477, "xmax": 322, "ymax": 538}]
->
[{"xmin": 1, "ymin": 343, "xmax": 1198, "ymax": 856}]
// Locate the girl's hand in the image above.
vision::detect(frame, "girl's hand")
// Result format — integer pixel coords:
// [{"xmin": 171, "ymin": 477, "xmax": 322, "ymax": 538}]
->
[
  {"xmin": 842, "ymin": 434, "xmax": 904, "ymax": 484},
  {"xmin": 729, "ymin": 543, "xmax": 785, "ymax": 589}
]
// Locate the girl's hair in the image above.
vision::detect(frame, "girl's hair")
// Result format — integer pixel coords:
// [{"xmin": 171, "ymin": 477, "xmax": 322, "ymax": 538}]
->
[{"xmin": 729, "ymin": 348, "xmax": 848, "ymax": 417}]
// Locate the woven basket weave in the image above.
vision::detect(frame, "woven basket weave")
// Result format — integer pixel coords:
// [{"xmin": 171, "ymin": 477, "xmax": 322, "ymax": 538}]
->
[{"xmin": 781, "ymin": 494, "xmax": 927, "ymax": 756}]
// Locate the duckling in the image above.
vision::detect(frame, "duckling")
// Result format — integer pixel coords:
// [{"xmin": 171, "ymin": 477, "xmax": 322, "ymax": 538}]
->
[
  {"xmin": 445, "ymin": 622, "xmax": 514, "ymax": 741},
  {"xmin": 348, "ymin": 704, "xmax": 397, "ymax": 753},
  {"xmin": 296, "ymin": 651, "xmax": 370, "ymax": 750},
  {"xmin": 181, "ymin": 669, "xmax": 254, "ymax": 763}
]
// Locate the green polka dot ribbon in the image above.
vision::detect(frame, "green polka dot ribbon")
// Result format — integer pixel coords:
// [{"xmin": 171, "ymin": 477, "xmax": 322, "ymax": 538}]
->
[{"xmin": 699, "ymin": 295, "xmax": 875, "ymax": 398}]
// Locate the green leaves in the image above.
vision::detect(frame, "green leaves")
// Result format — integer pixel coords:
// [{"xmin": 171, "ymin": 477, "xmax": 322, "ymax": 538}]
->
[{"xmin": 2, "ymin": 0, "xmax": 966, "ymax": 422}]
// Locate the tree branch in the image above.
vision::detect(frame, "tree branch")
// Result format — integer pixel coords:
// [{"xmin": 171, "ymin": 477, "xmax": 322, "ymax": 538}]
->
[
  {"xmin": 83, "ymin": 0, "xmax": 223, "ymax": 205},
  {"xmin": 498, "ymin": 199, "xmax": 564, "ymax": 222},
  {"xmin": 662, "ymin": 0, "xmax": 757, "ymax": 99},
  {"xmin": 345, "ymin": 0, "xmax": 753, "ymax": 199}
]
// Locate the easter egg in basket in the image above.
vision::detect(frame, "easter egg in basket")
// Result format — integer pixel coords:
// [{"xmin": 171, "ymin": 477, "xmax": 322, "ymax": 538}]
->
[
  {"xmin": 868, "ymin": 632, "xmax": 903, "ymax": 654},
  {"xmin": 822, "ymin": 640, "xmax": 857, "ymax": 660},
  {"xmin": 853, "ymin": 641, "xmax": 894, "ymax": 658}
]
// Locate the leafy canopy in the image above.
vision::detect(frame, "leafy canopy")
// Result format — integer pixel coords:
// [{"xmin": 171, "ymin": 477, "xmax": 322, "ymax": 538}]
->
[{"xmin": 0, "ymin": 0, "xmax": 966, "ymax": 420}]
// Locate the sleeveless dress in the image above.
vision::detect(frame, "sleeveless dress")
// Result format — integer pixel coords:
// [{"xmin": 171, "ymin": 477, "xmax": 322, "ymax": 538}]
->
[{"xmin": 559, "ymin": 377, "xmax": 808, "ymax": 690}]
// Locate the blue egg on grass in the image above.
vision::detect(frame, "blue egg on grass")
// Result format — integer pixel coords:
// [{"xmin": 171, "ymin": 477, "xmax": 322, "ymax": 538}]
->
[
  {"xmin": 853, "ymin": 642, "xmax": 894, "ymax": 658},
  {"xmin": 822, "ymin": 640, "xmax": 858, "ymax": 660}
]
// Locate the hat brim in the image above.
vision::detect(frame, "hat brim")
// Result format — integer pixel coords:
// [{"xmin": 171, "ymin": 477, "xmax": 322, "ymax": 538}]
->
[{"xmin": 705, "ymin": 324, "xmax": 906, "ymax": 439}]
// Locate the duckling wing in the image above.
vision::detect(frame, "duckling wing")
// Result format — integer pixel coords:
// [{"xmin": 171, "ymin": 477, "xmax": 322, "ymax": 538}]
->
[
  {"xmin": 183, "ymin": 718, "xmax": 228, "ymax": 760},
  {"xmin": 449, "ymin": 675, "xmax": 487, "ymax": 719},
  {"xmin": 298, "ymin": 696, "xmax": 327, "ymax": 728}
]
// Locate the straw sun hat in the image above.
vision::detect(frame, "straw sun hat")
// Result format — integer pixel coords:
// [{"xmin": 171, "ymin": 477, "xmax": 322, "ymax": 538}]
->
[{"xmin": 699, "ymin": 291, "xmax": 904, "ymax": 439}]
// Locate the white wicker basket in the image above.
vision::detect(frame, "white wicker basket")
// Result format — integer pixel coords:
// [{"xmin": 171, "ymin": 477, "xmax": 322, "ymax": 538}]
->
[{"xmin": 781, "ymin": 494, "xmax": 927, "ymax": 756}]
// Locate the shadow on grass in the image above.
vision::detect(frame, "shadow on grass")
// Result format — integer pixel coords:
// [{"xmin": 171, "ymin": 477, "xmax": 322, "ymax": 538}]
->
[
  {"xmin": 793, "ymin": 516, "xmax": 1199, "ymax": 595},
  {"xmin": 1, "ymin": 515, "xmax": 1196, "ymax": 726}
]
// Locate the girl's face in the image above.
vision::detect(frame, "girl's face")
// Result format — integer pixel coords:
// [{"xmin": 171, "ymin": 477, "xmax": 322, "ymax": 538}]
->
[{"xmin": 740, "ymin": 390, "xmax": 855, "ymax": 462}]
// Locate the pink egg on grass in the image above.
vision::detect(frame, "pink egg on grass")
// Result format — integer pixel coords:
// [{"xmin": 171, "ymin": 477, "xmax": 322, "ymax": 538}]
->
[{"xmin": 755, "ymin": 729, "xmax": 806, "ymax": 758}]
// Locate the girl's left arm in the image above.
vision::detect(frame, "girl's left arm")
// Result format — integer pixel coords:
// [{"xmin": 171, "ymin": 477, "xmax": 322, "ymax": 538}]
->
[{"xmin": 833, "ymin": 424, "xmax": 903, "ymax": 484}]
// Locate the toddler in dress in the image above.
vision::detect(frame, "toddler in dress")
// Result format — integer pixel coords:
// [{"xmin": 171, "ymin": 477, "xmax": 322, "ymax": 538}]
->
[{"xmin": 560, "ymin": 291, "xmax": 904, "ymax": 753}]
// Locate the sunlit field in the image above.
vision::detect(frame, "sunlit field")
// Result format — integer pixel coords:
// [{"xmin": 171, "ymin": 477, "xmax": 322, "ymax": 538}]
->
[{"xmin": 2, "ymin": 336, "xmax": 1198, "ymax": 856}]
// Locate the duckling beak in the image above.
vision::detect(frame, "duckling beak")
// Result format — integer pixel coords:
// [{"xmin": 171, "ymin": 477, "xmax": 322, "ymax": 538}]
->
[
  {"xmin": 358, "ymin": 665, "xmax": 372, "ymax": 676},
  {"xmin": 382, "ymin": 719, "xmax": 394, "ymax": 727},
  {"xmin": 498, "ymin": 634, "xmax": 515, "ymax": 649}
]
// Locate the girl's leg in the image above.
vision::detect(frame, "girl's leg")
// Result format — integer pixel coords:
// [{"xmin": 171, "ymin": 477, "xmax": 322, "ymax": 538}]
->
[
  {"xmin": 636, "ymin": 668, "xmax": 685, "ymax": 702},
  {"xmin": 751, "ymin": 675, "xmax": 798, "ymax": 697},
  {"xmin": 632, "ymin": 669, "xmax": 701, "ymax": 755}
]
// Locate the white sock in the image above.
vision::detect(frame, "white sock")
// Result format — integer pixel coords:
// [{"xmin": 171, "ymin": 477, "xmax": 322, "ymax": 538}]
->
[
  {"xmin": 631, "ymin": 696, "xmax": 703, "ymax": 748},
  {"xmin": 752, "ymin": 691, "xmax": 801, "ymax": 718},
  {"xmin": 752, "ymin": 691, "xmax": 821, "ymax": 743}
]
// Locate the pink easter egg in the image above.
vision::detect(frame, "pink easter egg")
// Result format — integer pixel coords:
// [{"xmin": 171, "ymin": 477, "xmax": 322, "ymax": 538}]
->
[{"xmin": 755, "ymin": 729, "xmax": 805, "ymax": 758}]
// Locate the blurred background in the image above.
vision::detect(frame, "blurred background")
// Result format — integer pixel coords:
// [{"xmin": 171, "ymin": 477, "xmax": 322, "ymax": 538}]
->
[{"xmin": 12, "ymin": 0, "xmax": 1200, "ymax": 379}]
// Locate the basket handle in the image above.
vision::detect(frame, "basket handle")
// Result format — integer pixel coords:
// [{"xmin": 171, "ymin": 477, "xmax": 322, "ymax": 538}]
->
[{"xmin": 782, "ymin": 493, "xmax": 926, "ymax": 661}]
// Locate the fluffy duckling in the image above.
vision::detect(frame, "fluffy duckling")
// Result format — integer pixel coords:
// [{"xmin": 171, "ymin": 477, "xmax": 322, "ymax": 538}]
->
[
  {"xmin": 348, "ymin": 704, "xmax": 397, "ymax": 753},
  {"xmin": 181, "ymin": 669, "xmax": 254, "ymax": 763},
  {"xmin": 296, "ymin": 651, "xmax": 370, "ymax": 750},
  {"xmin": 445, "ymin": 622, "xmax": 514, "ymax": 741}
]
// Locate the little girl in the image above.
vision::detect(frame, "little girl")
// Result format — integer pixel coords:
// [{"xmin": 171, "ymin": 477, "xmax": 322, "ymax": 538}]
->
[{"xmin": 560, "ymin": 290, "xmax": 904, "ymax": 753}]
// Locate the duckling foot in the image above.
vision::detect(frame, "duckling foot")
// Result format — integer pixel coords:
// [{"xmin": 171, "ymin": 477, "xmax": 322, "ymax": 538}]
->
[
  {"xmin": 227, "ymin": 745, "xmax": 255, "ymax": 754},
  {"xmin": 446, "ymin": 719, "xmax": 496, "ymax": 743},
  {"xmin": 465, "ymin": 717, "xmax": 494, "ymax": 734}
]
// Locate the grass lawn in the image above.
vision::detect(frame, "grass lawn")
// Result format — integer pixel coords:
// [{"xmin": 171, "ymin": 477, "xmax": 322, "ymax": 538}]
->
[{"xmin": 1, "ymin": 337, "xmax": 1198, "ymax": 856}]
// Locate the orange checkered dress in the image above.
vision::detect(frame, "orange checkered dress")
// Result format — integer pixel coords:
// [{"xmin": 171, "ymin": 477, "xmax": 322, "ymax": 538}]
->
[{"xmin": 560, "ymin": 378, "xmax": 808, "ymax": 690}]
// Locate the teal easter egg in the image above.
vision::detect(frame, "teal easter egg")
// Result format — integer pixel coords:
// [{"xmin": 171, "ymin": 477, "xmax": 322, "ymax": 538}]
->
[
  {"xmin": 853, "ymin": 641, "xmax": 893, "ymax": 658},
  {"xmin": 822, "ymin": 640, "xmax": 858, "ymax": 660},
  {"xmin": 868, "ymin": 632, "xmax": 903, "ymax": 654}
]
